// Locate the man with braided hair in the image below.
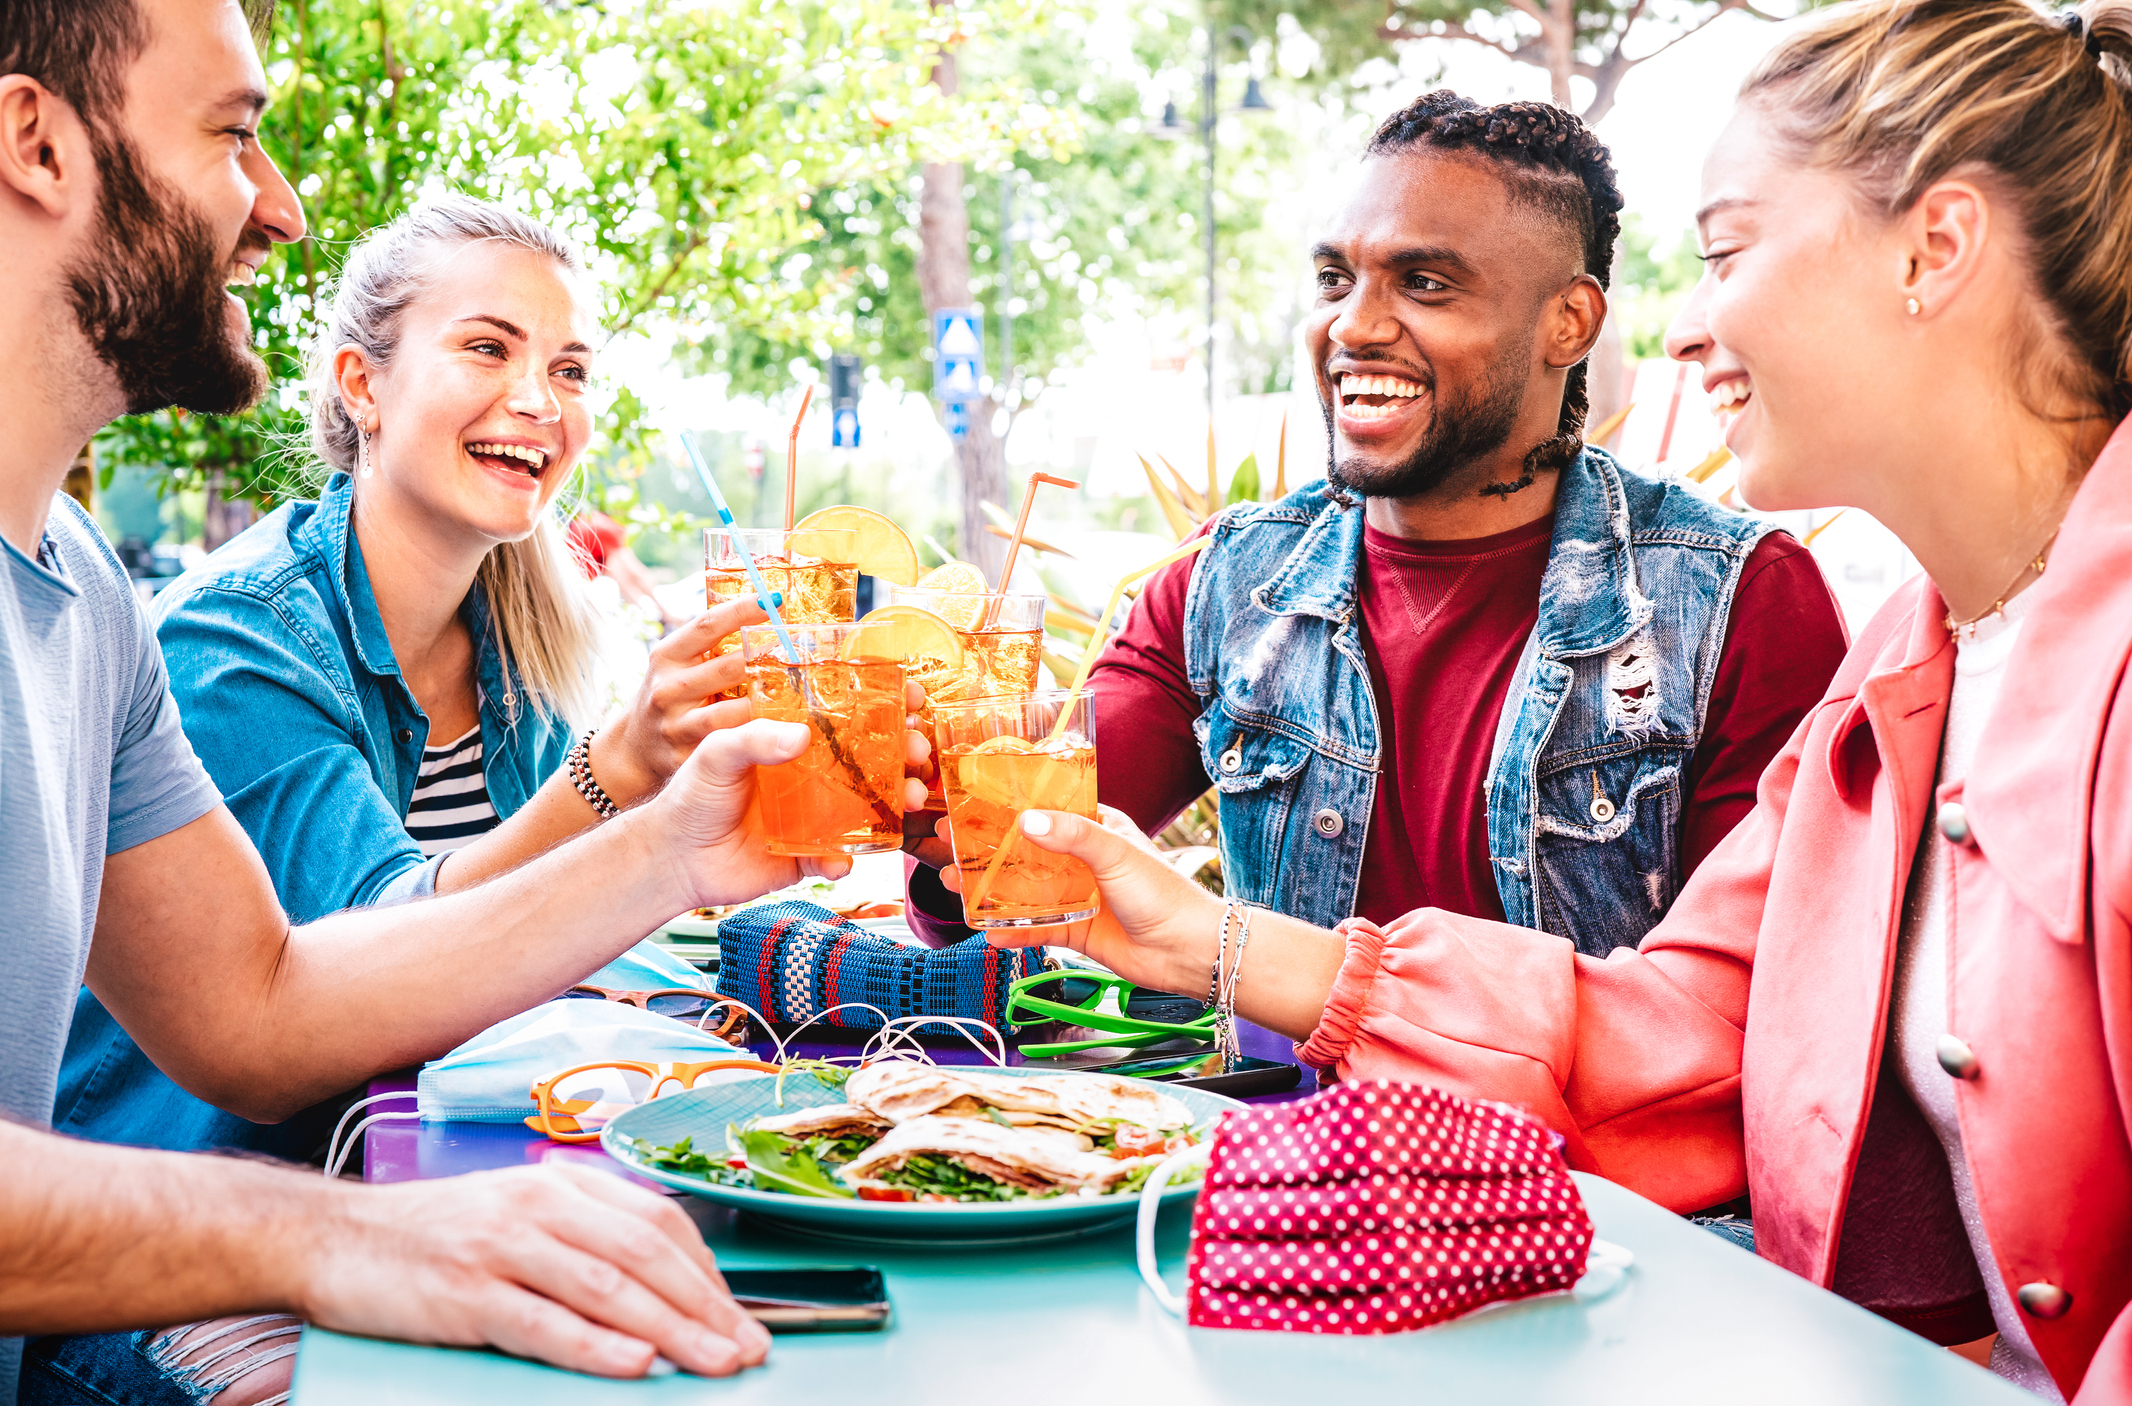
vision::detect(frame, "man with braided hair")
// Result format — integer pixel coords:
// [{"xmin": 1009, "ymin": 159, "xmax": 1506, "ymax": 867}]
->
[{"xmin": 915, "ymin": 90, "xmax": 1846, "ymax": 958}]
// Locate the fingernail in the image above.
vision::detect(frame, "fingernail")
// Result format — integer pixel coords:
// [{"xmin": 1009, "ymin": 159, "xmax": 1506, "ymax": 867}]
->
[
  {"xmin": 1020, "ymin": 811, "xmax": 1052, "ymax": 837},
  {"xmin": 693, "ymin": 1329, "xmax": 741, "ymax": 1373}
]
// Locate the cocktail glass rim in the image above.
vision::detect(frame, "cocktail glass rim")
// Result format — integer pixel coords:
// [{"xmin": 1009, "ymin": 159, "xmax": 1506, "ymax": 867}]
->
[{"xmin": 706, "ymin": 524, "xmax": 858, "ymax": 566}]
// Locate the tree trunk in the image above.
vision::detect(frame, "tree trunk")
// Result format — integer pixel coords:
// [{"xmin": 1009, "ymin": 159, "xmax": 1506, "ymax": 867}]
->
[
  {"xmin": 202, "ymin": 467, "xmax": 257, "ymax": 552},
  {"xmin": 916, "ymin": 21, "xmax": 1007, "ymax": 581},
  {"xmin": 1546, "ymin": 0, "xmax": 1576, "ymax": 109}
]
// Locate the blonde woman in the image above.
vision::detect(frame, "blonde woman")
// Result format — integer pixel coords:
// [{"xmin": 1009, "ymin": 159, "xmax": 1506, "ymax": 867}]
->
[
  {"xmin": 971, "ymin": 2, "xmax": 2132, "ymax": 1396},
  {"xmin": 57, "ymin": 195, "xmax": 781, "ymax": 1159}
]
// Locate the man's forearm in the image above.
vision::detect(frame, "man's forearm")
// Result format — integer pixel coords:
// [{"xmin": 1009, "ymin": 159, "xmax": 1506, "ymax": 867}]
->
[
  {"xmin": 0, "ymin": 1121, "xmax": 326, "ymax": 1333},
  {"xmin": 94, "ymin": 801, "xmax": 696, "ymax": 1122}
]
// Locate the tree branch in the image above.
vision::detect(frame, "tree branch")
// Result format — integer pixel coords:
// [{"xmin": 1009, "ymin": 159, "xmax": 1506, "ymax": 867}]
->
[
  {"xmin": 1576, "ymin": 0, "xmax": 1751, "ymax": 123},
  {"xmin": 1378, "ymin": 15, "xmax": 1522, "ymax": 63}
]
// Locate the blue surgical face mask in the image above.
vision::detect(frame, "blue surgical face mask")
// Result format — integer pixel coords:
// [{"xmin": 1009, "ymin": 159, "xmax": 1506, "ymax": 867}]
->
[
  {"xmin": 417, "ymin": 996, "xmax": 743, "ymax": 1123},
  {"xmin": 578, "ymin": 938, "xmax": 706, "ymax": 994}
]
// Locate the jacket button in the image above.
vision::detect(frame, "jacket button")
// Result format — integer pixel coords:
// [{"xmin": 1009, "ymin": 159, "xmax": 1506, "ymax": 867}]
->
[
  {"xmin": 397, "ymin": 728, "xmax": 414, "ymax": 744},
  {"xmin": 1589, "ymin": 795, "xmax": 1616, "ymax": 824},
  {"xmin": 2017, "ymin": 1282, "xmax": 2072, "ymax": 1319},
  {"xmin": 1936, "ymin": 1034, "xmax": 1980, "ymax": 1080},
  {"xmin": 1219, "ymin": 746, "xmax": 1243, "ymax": 775},
  {"xmin": 1937, "ymin": 801, "xmax": 1971, "ymax": 845},
  {"xmin": 1312, "ymin": 808, "xmax": 1345, "ymax": 838}
]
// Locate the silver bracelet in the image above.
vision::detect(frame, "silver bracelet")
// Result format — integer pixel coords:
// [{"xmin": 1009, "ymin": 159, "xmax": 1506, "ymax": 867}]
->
[
  {"xmin": 566, "ymin": 731, "xmax": 620, "ymax": 820},
  {"xmin": 1210, "ymin": 899, "xmax": 1250, "ymax": 1070}
]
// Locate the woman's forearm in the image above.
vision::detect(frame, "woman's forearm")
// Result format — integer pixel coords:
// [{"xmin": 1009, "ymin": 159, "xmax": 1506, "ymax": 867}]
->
[
  {"xmin": 1230, "ymin": 907, "xmax": 1347, "ymax": 1041},
  {"xmin": 434, "ymin": 766, "xmax": 605, "ymax": 893}
]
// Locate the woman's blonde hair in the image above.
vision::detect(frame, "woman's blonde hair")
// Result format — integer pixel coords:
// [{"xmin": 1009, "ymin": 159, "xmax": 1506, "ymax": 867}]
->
[
  {"xmin": 307, "ymin": 193, "xmax": 601, "ymax": 726},
  {"xmin": 1742, "ymin": 0, "xmax": 2132, "ymax": 423}
]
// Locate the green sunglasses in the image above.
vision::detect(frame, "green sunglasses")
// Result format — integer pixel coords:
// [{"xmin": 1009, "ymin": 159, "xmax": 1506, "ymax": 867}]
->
[{"xmin": 1006, "ymin": 970, "xmax": 1218, "ymax": 1058}]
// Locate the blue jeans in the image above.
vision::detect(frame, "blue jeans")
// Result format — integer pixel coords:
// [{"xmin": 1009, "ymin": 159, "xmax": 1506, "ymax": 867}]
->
[
  {"xmin": 22, "ymin": 1333, "xmax": 197, "ymax": 1406},
  {"xmin": 23, "ymin": 1318, "xmax": 300, "ymax": 1406}
]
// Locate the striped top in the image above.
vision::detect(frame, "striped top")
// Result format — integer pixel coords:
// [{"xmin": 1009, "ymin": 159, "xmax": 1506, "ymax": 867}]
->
[{"xmin": 404, "ymin": 725, "xmax": 499, "ymax": 855}]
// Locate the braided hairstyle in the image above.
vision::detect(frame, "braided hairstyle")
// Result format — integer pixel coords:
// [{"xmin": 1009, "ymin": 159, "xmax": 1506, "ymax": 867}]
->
[{"xmin": 1367, "ymin": 92, "xmax": 1625, "ymax": 489}]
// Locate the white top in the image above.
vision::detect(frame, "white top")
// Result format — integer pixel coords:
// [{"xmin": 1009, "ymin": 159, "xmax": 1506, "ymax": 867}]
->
[
  {"xmin": 403, "ymin": 725, "xmax": 499, "ymax": 856},
  {"xmin": 1891, "ymin": 590, "xmax": 2061, "ymax": 1400}
]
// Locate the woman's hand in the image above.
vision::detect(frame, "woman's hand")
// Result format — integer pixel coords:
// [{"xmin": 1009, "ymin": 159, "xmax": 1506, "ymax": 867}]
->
[
  {"xmin": 591, "ymin": 597, "xmax": 769, "ymax": 804},
  {"xmin": 941, "ymin": 805, "xmax": 1225, "ymax": 996}
]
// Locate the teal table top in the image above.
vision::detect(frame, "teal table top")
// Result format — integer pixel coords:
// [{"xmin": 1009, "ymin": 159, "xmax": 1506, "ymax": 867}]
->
[{"xmin": 290, "ymin": 1172, "xmax": 2029, "ymax": 1405}]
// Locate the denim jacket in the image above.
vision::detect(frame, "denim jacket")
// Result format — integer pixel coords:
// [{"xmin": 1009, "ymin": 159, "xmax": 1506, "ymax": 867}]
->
[
  {"xmin": 1182, "ymin": 448, "xmax": 1771, "ymax": 956},
  {"xmin": 55, "ymin": 473, "xmax": 572, "ymax": 1156}
]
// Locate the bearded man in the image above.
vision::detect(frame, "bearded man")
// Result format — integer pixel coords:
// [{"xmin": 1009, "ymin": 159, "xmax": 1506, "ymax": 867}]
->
[
  {"xmin": 0, "ymin": 1, "xmax": 871, "ymax": 1398},
  {"xmin": 910, "ymin": 93, "xmax": 1849, "ymax": 959}
]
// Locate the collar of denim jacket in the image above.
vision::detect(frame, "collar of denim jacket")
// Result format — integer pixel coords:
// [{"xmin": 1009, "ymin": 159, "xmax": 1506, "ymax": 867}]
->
[
  {"xmin": 300, "ymin": 473, "xmax": 511, "ymax": 705},
  {"xmin": 294, "ymin": 473, "xmax": 403, "ymax": 680},
  {"xmin": 1249, "ymin": 448, "xmax": 1650, "ymax": 658},
  {"xmin": 1530, "ymin": 447, "xmax": 1654, "ymax": 660}
]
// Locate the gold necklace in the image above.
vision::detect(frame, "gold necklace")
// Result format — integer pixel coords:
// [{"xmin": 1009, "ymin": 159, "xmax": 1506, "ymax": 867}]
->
[{"xmin": 1943, "ymin": 528, "xmax": 2059, "ymax": 641}]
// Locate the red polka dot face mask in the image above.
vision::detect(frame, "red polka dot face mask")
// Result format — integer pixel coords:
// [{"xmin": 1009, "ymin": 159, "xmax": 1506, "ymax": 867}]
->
[{"xmin": 1136, "ymin": 1080, "xmax": 1631, "ymax": 1334}]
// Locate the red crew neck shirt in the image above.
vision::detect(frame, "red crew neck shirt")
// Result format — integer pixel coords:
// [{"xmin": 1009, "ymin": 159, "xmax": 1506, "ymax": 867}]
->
[{"xmin": 906, "ymin": 508, "xmax": 1848, "ymax": 939}]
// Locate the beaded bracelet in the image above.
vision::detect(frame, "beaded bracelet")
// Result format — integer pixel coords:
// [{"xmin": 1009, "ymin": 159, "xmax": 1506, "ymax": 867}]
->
[
  {"xmin": 1208, "ymin": 899, "xmax": 1254, "ymax": 1072},
  {"xmin": 566, "ymin": 731, "xmax": 620, "ymax": 820}
]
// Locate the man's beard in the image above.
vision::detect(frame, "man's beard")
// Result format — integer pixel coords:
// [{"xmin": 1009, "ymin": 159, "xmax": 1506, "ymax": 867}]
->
[
  {"xmin": 1322, "ymin": 346, "xmax": 1527, "ymax": 501},
  {"xmin": 62, "ymin": 129, "xmax": 267, "ymax": 417}
]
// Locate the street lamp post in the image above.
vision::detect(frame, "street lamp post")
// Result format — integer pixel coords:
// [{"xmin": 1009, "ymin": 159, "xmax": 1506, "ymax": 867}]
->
[{"xmin": 1168, "ymin": 26, "xmax": 1269, "ymax": 428}]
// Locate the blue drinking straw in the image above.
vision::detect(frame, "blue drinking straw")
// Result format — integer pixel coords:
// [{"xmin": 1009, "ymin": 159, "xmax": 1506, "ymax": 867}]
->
[{"xmin": 680, "ymin": 431, "xmax": 806, "ymax": 669}]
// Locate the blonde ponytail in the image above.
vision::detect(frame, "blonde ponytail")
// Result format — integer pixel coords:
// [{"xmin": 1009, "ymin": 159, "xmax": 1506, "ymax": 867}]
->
[
  {"xmin": 304, "ymin": 194, "xmax": 601, "ymax": 725},
  {"xmin": 1744, "ymin": 0, "xmax": 2132, "ymax": 422}
]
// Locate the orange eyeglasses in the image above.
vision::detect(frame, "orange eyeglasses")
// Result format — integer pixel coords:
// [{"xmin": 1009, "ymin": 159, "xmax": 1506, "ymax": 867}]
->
[{"xmin": 526, "ymin": 1057, "xmax": 781, "ymax": 1142}]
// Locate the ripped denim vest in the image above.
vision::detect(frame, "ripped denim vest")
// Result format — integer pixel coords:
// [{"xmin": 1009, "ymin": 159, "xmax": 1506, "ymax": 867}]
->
[{"xmin": 1179, "ymin": 448, "xmax": 1771, "ymax": 956}]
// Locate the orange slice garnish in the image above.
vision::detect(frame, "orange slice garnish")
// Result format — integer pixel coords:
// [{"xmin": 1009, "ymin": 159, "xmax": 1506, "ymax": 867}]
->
[{"xmin": 794, "ymin": 506, "xmax": 921, "ymax": 585}]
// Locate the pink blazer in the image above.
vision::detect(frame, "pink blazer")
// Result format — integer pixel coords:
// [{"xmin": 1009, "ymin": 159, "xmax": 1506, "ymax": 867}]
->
[{"xmin": 1298, "ymin": 419, "xmax": 2132, "ymax": 1401}]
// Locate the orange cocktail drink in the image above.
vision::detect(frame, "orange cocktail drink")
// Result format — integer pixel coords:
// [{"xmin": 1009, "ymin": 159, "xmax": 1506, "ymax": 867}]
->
[
  {"xmin": 742, "ymin": 623, "xmax": 905, "ymax": 856},
  {"xmin": 884, "ymin": 586, "xmax": 1045, "ymax": 808},
  {"xmin": 936, "ymin": 690, "xmax": 1098, "ymax": 928},
  {"xmin": 706, "ymin": 528, "xmax": 858, "ymax": 655}
]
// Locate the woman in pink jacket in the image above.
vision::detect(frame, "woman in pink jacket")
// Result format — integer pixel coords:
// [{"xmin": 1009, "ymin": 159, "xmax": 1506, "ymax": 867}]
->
[{"xmin": 968, "ymin": 0, "xmax": 2132, "ymax": 1398}]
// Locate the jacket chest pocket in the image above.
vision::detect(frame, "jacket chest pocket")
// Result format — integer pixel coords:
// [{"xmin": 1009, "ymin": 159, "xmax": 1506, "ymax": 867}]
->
[
  {"xmin": 1197, "ymin": 706, "xmax": 1314, "ymax": 796},
  {"xmin": 1530, "ymin": 755, "xmax": 1685, "ymax": 954}
]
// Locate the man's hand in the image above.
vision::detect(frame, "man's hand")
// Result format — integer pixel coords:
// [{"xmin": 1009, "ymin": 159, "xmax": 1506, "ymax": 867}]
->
[
  {"xmin": 302, "ymin": 1164, "xmax": 770, "ymax": 1379},
  {"xmin": 942, "ymin": 805, "xmax": 1223, "ymax": 995},
  {"xmin": 644, "ymin": 711, "xmax": 930, "ymax": 909},
  {"xmin": 592, "ymin": 599, "xmax": 767, "ymax": 803}
]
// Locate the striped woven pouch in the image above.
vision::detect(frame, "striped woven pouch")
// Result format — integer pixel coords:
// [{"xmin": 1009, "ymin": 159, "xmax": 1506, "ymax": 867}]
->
[{"xmin": 713, "ymin": 900, "xmax": 1046, "ymax": 1037}]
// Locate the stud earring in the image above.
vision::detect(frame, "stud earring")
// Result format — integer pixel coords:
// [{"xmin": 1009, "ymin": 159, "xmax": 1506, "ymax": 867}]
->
[
  {"xmin": 357, "ymin": 422, "xmax": 375, "ymax": 478},
  {"xmin": 1905, "ymin": 297, "xmax": 1922, "ymax": 316}
]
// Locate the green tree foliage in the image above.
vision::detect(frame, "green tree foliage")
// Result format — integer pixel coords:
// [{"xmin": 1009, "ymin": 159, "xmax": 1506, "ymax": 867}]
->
[
  {"xmin": 98, "ymin": 0, "xmax": 1045, "ymax": 514},
  {"xmin": 706, "ymin": 5, "xmax": 1304, "ymax": 432},
  {"xmin": 1612, "ymin": 212, "xmax": 1704, "ymax": 358}
]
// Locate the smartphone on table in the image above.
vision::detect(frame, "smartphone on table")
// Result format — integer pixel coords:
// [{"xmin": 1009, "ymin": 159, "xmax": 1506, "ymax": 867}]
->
[
  {"xmin": 722, "ymin": 1267, "xmax": 891, "ymax": 1332},
  {"xmin": 1088, "ymin": 1050, "xmax": 1303, "ymax": 1097}
]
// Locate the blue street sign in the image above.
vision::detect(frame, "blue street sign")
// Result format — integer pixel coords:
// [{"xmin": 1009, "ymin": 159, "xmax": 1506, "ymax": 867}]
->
[
  {"xmin": 832, "ymin": 406, "xmax": 860, "ymax": 448},
  {"xmin": 942, "ymin": 399, "xmax": 971, "ymax": 442},
  {"xmin": 933, "ymin": 308, "xmax": 983, "ymax": 404}
]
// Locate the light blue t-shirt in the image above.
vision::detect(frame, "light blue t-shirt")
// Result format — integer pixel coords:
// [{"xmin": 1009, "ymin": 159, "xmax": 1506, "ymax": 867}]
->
[{"xmin": 0, "ymin": 493, "xmax": 221, "ymax": 1402}]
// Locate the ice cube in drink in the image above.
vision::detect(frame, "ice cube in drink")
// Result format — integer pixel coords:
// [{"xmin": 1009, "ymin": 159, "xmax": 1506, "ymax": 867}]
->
[
  {"xmin": 743, "ymin": 624, "xmax": 904, "ymax": 856},
  {"xmin": 936, "ymin": 690, "xmax": 1098, "ymax": 928}
]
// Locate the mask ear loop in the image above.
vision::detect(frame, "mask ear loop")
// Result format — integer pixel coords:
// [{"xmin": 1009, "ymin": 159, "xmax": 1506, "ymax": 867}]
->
[
  {"xmin": 863, "ymin": 1015, "xmax": 1009, "ymax": 1068},
  {"xmin": 1136, "ymin": 1141, "xmax": 1212, "ymax": 1317},
  {"xmin": 321, "ymin": 1090, "xmax": 419, "ymax": 1180}
]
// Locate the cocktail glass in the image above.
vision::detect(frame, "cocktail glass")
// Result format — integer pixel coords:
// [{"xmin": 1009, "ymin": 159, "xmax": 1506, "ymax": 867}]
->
[
  {"xmin": 706, "ymin": 527, "xmax": 858, "ymax": 652},
  {"xmin": 742, "ymin": 622, "xmax": 905, "ymax": 856},
  {"xmin": 884, "ymin": 586, "xmax": 1045, "ymax": 808},
  {"xmin": 935, "ymin": 689, "xmax": 1097, "ymax": 928}
]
